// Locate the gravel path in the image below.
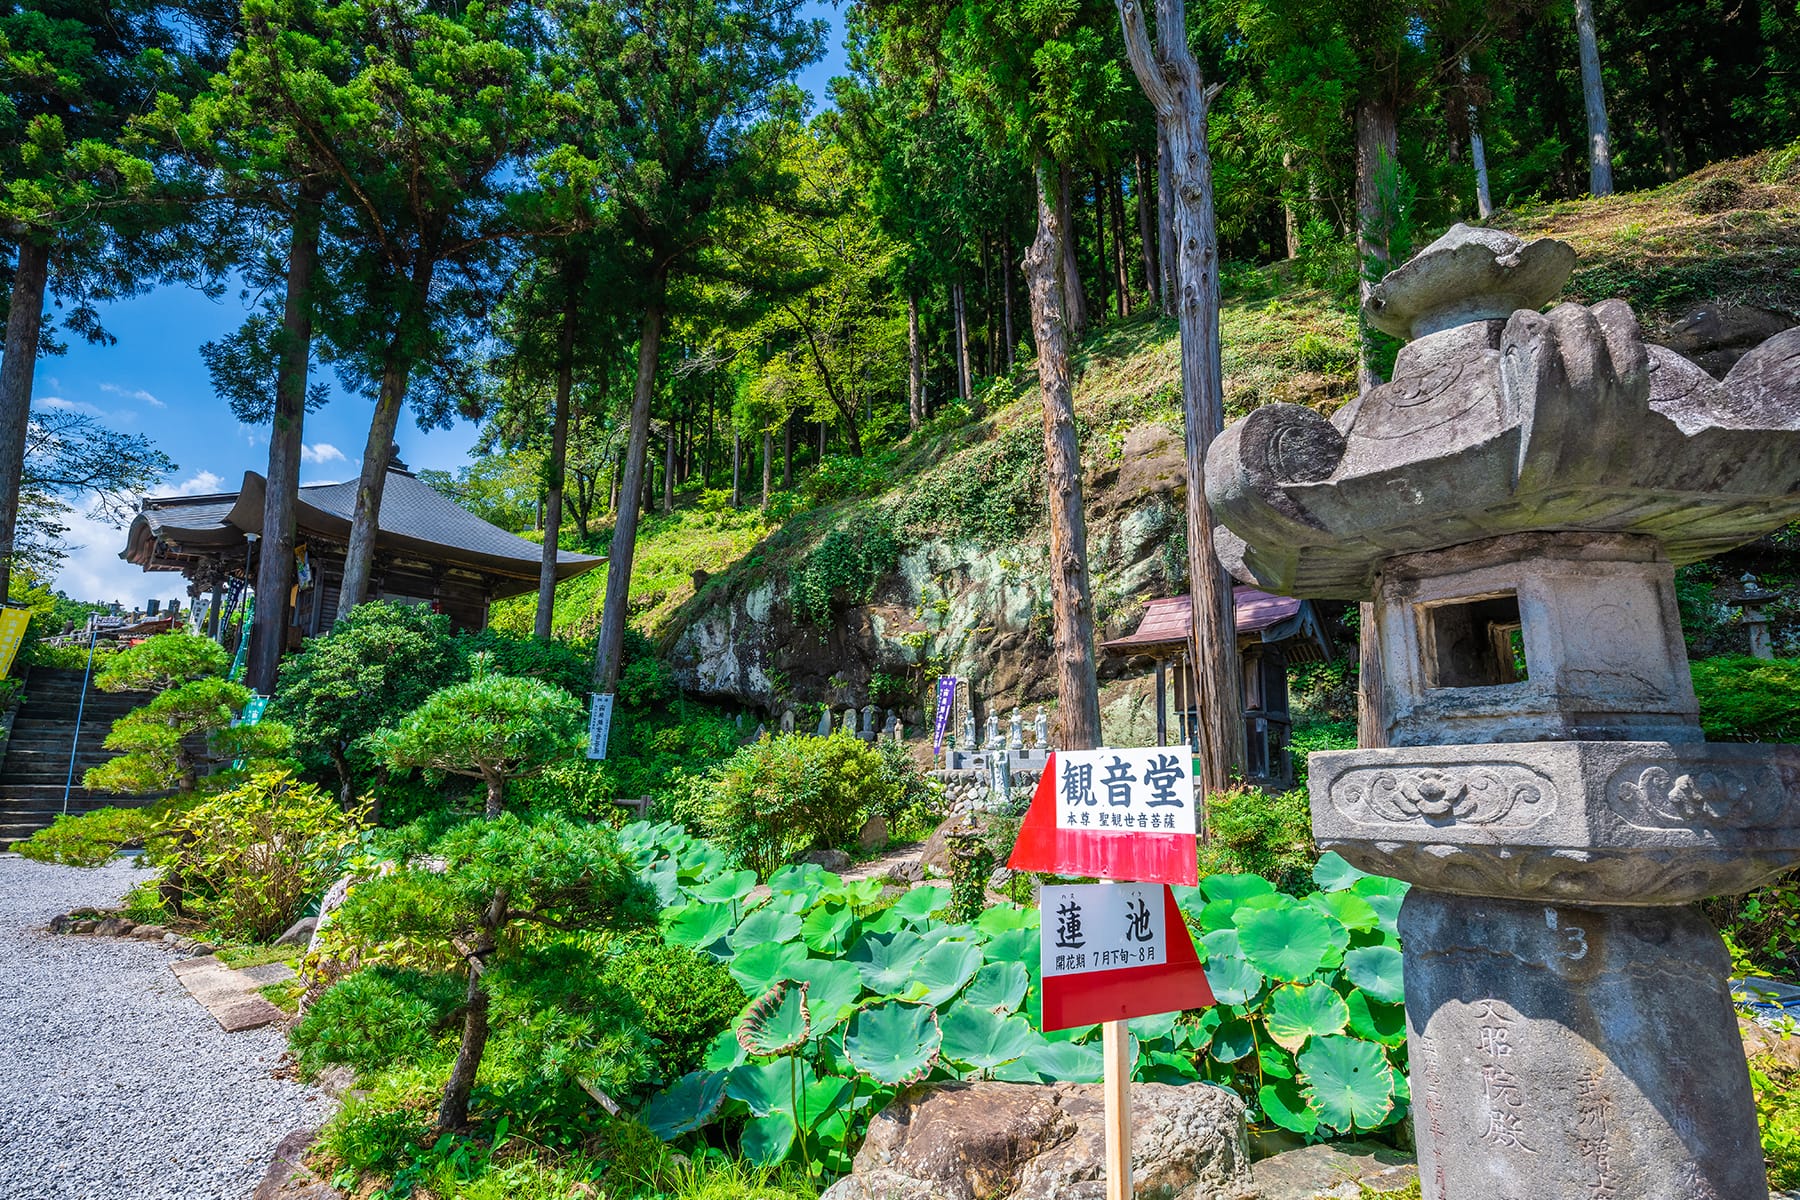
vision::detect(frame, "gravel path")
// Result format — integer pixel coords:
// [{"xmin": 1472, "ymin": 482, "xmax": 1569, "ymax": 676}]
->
[{"xmin": 0, "ymin": 854, "xmax": 332, "ymax": 1200}]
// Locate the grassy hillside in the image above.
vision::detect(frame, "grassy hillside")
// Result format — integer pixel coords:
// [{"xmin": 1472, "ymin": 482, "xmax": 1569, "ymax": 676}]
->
[{"xmin": 494, "ymin": 148, "xmax": 1799, "ymax": 649}]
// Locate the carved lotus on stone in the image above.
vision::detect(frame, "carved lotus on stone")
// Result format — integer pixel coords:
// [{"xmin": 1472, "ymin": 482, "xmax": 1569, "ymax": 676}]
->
[
  {"xmin": 1398, "ymin": 770, "xmax": 1469, "ymax": 818},
  {"xmin": 1204, "ymin": 224, "xmax": 1800, "ymax": 600}
]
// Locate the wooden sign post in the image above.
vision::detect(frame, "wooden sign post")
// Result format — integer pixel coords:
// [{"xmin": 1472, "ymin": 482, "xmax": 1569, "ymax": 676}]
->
[{"xmin": 1018, "ymin": 759, "xmax": 1216, "ymax": 1200}]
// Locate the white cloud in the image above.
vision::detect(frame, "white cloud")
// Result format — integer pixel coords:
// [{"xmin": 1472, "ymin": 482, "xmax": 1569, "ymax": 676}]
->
[
  {"xmin": 100, "ymin": 383, "xmax": 165, "ymax": 408},
  {"xmin": 302, "ymin": 442, "xmax": 346, "ymax": 465},
  {"xmin": 171, "ymin": 470, "xmax": 226, "ymax": 496},
  {"xmin": 37, "ymin": 395, "xmax": 106, "ymax": 417},
  {"xmin": 50, "ymin": 471, "xmax": 228, "ymax": 605}
]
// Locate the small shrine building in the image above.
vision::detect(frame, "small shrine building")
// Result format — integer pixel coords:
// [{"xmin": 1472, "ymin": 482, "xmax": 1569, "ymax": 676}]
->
[
  {"xmin": 1101, "ymin": 586, "xmax": 1335, "ymax": 788},
  {"xmin": 121, "ymin": 465, "xmax": 603, "ymax": 647}
]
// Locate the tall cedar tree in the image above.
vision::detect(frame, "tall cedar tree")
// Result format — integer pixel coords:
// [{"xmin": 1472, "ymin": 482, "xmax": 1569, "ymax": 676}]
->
[
  {"xmin": 870, "ymin": 0, "xmax": 1131, "ymax": 750},
  {"xmin": 555, "ymin": 0, "xmax": 825, "ymax": 695},
  {"xmin": 0, "ymin": 0, "xmax": 222, "ymax": 600},
  {"xmin": 1117, "ymin": 0, "xmax": 1243, "ymax": 789},
  {"xmin": 148, "ymin": 0, "xmax": 342, "ymax": 693},
  {"xmin": 243, "ymin": 0, "xmax": 552, "ymax": 620}
]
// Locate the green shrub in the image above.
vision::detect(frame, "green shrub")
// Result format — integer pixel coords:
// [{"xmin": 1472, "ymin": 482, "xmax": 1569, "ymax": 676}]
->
[
  {"xmin": 1692, "ymin": 656, "xmax": 1800, "ymax": 742},
  {"xmin": 166, "ymin": 770, "xmax": 366, "ymax": 941},
  {"xmin": 456, "ymin": 627, "xmax": 590, "ymax": 699},
  {"xmin": 13, "ymin": 798, "xmax": 184, "ymax": 866},
  {"xmin": 602, "ymin": 937, "xmax": 747, "ymax": 1082},
  {"xmin": 801, "ymin": 452, "xmax": 897, "ymax": 504},
  {"xmin": 893, "ymin": 421, "xmax": 1045, "ymax": 549},
  {"xmin": 695, "ymin": 732, "xmax": 897, "ymax": 877},
  {"xmin": 319, "ymin": 1064, "xmax": 446, "ymax": 1175},
  {"xmin": 873, "ymin": 739, "xmax": 942, "ymax": 838},
  {"xmin": 788, "ymin": 512, "xmax": 902, "ymax": 627},
  {"xmin": 290, "ymin": 967, "xmax": 465, "ymax": 1077},
  {"xmin": 1199, "ymin": 785, "xmax": 1318, "ymax": 895},
  {"xmin": 1754, "ymin": 1053, "xmax": 1800, "ymax": 1190}
]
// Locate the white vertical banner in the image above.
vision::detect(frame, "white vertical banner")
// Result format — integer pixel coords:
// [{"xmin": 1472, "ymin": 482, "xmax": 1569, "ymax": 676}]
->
[{"xmin": 587, "ymin": 693, "xmax": 616, "ymax": 761}]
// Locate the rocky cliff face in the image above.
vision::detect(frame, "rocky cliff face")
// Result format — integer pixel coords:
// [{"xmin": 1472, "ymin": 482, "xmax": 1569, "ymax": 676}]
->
[{"xmin": 666, "ymin": 423, "xmax": 1191, "ymax": 724}]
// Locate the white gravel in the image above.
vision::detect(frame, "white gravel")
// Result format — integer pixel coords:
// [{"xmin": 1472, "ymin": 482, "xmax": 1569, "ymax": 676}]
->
[{"xmin": 0, "ymin": 854, "xmax": 332, "ymax": 1200}]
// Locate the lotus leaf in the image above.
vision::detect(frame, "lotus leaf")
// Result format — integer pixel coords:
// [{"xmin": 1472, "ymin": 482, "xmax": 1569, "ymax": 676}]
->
[
  {"xmin": 1020, "ymin": 1038, "xmax": 1104, "ymax": 1082},
  {"xmin": 1264, "ymin": 983, "xmax": 1351, "ymax": 1051},
  {"xmin": 906, "ymin": 940, "xmax": 984, "ymax": 1005},
  {"xmin": 1201, "ymin": 873, "xmax": 1277, "ymax": 903},
  {"xmin": 677, "ymin": 839, "xmax": 728, "ymax": 881},
  {"xmin": 844, "ymin": 1002, "xmax": 942, "ymax": 1085},
  {"xmin": 1346, "ymin": 990, "xmax": 1407, "ymax": 1046},
  {"xmin": 790, "ymin": 958, "xmax": 863, "ymax": 1034},
  {"xmin": 982, "ymin": 927, "xmax": 1038, "ymax": 970},
  {"xmin": 1350, "ymin": 875, "xmax": 1408, "ymax": 935},
  {"xmin": 1127, "ymin": 1010, "xmax": 1178, "ymax": 1042},
  {"xmin": 1298, "ymin": 1035, "xmax": 1398, "ymax": 1133},
  {"xmin": 973, "ymin": 903, "xmax": 1033, "ymax": 934},
  {"xmin": 1142, "ymin": 1050, "xmax": 1202, "ymax": 1083},
  {"xmin": 1345, "ymin": 945, "xmax": 1405, "ymax": 1004},
  {"xmin": 1210, "ymin": 1017, "xmax": 1256, "ymax": 1062},
  {"xmin": 639, "ymin": 860, "xmax": 683, "ymax": 907},
  {"xmin": 1313, "ymin": 851, "xmax": 1369, "ymax": 892},
  {"xmin": 1259, "ymin": 1077, "xmax": 1321, "ymax": 1135},
  {"xmin": 940, "ymin": 1002, "xmax": 1039, "ymax": 1070},
  {"xmin": 640, "ymin": 1070, "xmax": 728, "ymax": 1139},
  {"xmin": 889, "ymin": 888, "xmax": 957, "ymax": 928},
  {"xmin": 1314, "ymin": 890, "xmax": 1380, "ymax": 932},
  {"xmin": 703, "ymin": 1028, "xmax": 746, "ymax": 1071},
  {"xmin": 730, "ymin": 906, "xmax": 803, "ymax": 955},
  {"xmin": 849, "ymin": 930, "xmax": 930, "ymax": 995},
  {"xmin": 738, "ymin": 982, "xmax": 810, "ymax": 1056},
  {"xmin": 691, "ymin": 869, "xmax": 758, "ymax": 906},
  {"xmin": 1235, "ymin": 900, "xmax": 1342, "ymax": 981},
  {"xmin": 801, "ymin": 902, "xmax": 855, "ymax": 954},
  {"xmin": 962, "ymin": 961, "xmax": 1029, "ymax": 1013},
  {"xmin": 740, "ymin": 1114, "xmax": 795, "ymax": 1166},
  {"xmin": 664, "ymin": 902, "xmax": 735, "ymax": 954},
  {"xmin": 729, "ymin": 940, "xmax": 809, "ymax": 994}
]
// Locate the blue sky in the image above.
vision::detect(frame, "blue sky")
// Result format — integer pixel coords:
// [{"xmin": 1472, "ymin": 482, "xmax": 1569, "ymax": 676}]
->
[{"xmin": 43, "ymin": 0, "xmax": 850, "ymax": 606}]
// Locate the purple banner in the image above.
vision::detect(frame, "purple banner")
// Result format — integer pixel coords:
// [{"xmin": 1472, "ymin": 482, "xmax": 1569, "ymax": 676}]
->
[{"xmin": 932, "ymin": 676, "xmax": 959, "ymax": 756}]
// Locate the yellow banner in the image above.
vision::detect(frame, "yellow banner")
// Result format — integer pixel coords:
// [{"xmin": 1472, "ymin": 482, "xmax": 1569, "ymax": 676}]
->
[{"xmin": 0, "ymin": 607, "xmax": 29, "ymax": 679}]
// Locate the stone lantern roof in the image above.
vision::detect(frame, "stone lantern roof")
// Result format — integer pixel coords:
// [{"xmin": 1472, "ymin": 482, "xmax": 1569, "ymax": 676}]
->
[{"xmin": 1205, "ymin": 223, "xmax": 1800, "ymax": 600}]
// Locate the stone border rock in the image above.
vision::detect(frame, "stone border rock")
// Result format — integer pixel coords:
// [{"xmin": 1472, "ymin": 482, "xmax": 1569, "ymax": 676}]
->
[{"xmin": 47, "ymin": 907, "xmax": 216, "ymax": 954}]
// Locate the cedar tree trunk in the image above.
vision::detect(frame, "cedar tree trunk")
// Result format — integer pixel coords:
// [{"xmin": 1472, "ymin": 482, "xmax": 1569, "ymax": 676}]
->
[
  {"xmin": 1574, "ymin": 0, "xmax": 1614, "ymax": 195},
  {"xmin": 1354, "ymin": 94, "xmax": 1399, "ymax": 392},
  {"xmin": 1119, "ymin": 0, "xmax": 1246, "ymax": 790},
  {"xmin": 0, "ymin": 239, "xmax": 50, "ymax": 603},
  {"xmin": 535, "ymin": 268, "xmax": 580, "ymax": 639},
  {"xmin": 907, "ymin": 292, "xmax": 925, "ymax": 430},
  {"xmin": 250, "ymin": 189, "xmax": 323, "ymax": 693},
  {"xmin": 591, "ymin": 278, "xmax": 665, "ymax": 694},
  {"xmin": 1024, "ymin": 160, "xmax": 1101, "ymax": 752}
]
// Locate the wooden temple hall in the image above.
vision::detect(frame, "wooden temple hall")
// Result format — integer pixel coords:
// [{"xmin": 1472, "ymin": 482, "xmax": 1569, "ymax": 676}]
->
[
  {"xmin": 122, "ymin": 465, "xmax": 603, "ymax": 646},
  {"xmin": 1101, "ymin": 587, "xmax": 1335, "ymax": 789}
]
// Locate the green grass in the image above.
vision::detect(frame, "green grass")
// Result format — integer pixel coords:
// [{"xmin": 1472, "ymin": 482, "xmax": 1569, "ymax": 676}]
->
[
  {"xmin": 216, "ymin": 943, "xmax": 297, "ymax": 970},
  {"xmin": 259, "ymin": 978, "xmax": 305, "ymax": 1014}
]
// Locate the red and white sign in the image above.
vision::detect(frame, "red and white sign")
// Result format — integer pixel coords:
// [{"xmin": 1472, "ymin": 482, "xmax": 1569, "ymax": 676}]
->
[
  {"xmin": 1008, "ymin": 749, "xmax": 1199, "ymax": 886},
  {"xmin": 1039, "ymin": 883, "xmax": 1215, "ymax": 1031}
]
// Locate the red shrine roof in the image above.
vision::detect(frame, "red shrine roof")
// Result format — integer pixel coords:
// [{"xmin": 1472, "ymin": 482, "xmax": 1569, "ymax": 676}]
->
[{"xmin": 1100, "ymin": 586, "xmax": 1331, "ymax": 662}]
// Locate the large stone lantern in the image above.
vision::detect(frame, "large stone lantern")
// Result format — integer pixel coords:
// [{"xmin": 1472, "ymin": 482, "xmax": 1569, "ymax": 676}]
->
[{"xmin": 1206, "ymin": 224, "xmax": 1800, "ymax": 1200}]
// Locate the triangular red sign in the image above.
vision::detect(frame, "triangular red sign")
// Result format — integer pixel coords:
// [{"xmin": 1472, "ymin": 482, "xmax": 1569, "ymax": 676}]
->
[
  {"xmin": 1039, "ymin": 885, "xmax": 1215, "ymax": 1031},
  {"xmin": 1009, "ymin": 752, "xmax": 1198, "ymax": 886}
]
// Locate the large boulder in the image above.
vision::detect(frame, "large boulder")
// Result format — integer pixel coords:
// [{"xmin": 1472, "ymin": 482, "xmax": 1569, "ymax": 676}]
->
[
  {"xmin": 819, "ymin": 1080, "xmax": 1254, "ymax": 1200},
  {"xmin": 1247, "ymin": 1141, "xmax": 1416, "ymax": 1199}
]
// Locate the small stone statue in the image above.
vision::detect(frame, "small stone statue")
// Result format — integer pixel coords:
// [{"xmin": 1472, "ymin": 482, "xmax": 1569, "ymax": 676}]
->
[
  {"xmin": 985, "ymin": 712, "xmax": 1002, "ymax": 749},
  {"xmin": 815, "ymin": 709, "xmax": 833, "ymax": 737},
  {"xmin": 1034, "ymin": 705, "xmax": 1049, "ymax": 749},
  {"xmin": 861, "ymin": 704, "xmax": 879, "ymax": 738},
  {"xmin": 1008, "ymin": 706, "xmax": 1024, "ymax": 750},
  {"xmin": 780, "ymin": 709, "xmax": 797, "ymax": 734},
  {"xmin": 841, "ymin": 707, "xmax": 857, "ymax": 736},
  {"xmin": 961, "ymin": 711, "xmax": 977, "ymax": 750}
]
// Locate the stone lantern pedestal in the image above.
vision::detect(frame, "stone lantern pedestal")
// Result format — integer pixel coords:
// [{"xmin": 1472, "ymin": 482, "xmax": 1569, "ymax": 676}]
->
[{"xmin": 1206, "ymin": 224, "xmax": 1800, "ymax": 1200}]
